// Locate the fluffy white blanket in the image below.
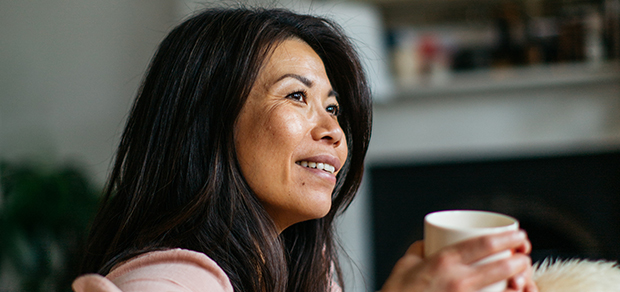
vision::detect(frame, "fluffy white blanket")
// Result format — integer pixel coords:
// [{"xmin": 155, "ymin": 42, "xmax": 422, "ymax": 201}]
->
[{"xmin": 533, "ymin": 259, "xmax": 620, "ymax": 292}]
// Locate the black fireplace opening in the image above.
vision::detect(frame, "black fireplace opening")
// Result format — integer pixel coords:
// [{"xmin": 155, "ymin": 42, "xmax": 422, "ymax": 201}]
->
[{"xmin": 370, "ymin": 150, "xmax": 620, "ymax": 290}]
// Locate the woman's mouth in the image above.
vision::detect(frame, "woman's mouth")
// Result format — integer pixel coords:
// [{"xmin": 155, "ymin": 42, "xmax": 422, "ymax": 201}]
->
[{"xmin": 296, "ymin": 160, "xmax": 336, "ymax": 174}]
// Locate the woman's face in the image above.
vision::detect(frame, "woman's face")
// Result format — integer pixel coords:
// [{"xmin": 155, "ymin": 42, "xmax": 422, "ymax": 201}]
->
[{"xmin": 235, "ymin": 38, "xmax": 348, "ymax": 233}]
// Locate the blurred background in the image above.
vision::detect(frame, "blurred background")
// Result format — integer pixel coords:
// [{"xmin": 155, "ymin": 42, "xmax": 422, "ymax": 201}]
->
[{"xmin": 1, "ymin": 0, "xmax": 619, "ymax": 291}]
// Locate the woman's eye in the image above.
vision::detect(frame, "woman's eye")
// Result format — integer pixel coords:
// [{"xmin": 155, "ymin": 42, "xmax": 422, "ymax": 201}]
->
[
  {"xmin": 286, "ymin": 91, "xmax": 306, "ymax": 103},
  {"xmin": 326, "ymin": 104, "xmax": 340, "ymax": 116}
]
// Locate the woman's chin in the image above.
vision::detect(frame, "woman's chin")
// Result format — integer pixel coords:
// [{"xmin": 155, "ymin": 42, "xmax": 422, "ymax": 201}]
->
[{"xmin": 279, "ymin": 204, "xmax": 333, "ymax": 232}]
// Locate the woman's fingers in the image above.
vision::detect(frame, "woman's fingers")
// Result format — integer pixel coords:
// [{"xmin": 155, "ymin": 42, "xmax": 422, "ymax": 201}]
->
[
  {"xmin": 472, "ymin": 254, "xmax": 531, "ymax": 289},
  {"xmin": 514, "ymin": 232, "xmax": 532, "ymax": 254},
  {"xmin": 443, "ymin": 230, "xmax": 528, "ymax": 264},
  {"xmin": 508, "ymin": 271, "xmax": 527, "ymax": 291},
  {"xmin": 427, "ymin": 231, "xmax": 532, "ymax": 291},
  {"xmin": 508, "ymin": 260, "xmax": 537, "ymax": 292},
  {"xmin": 405, "ymin": 240, "xmax": 425, "ymax": 257},
  {"xmin": 381, "ymin": 230, "xmax": 537, "ymax": 292},
  {"xmin": 525, "ymin": 277, "xmax": 539, "ymax": 292},
  {"xmin": 388, "ymin": 241, "xmax": 425, "ymax": 281}
]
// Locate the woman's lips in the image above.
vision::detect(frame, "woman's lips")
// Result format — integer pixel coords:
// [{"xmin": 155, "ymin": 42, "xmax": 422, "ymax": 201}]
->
[{"xmin": 296, "ymin": 162, "xmax": 338, "ymax": 185}]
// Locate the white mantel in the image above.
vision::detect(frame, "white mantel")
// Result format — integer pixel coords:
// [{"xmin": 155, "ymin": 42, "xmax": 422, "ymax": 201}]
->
[{"xmin": 370, "ymin": 61, "xmax": 620, "ymax": 164}]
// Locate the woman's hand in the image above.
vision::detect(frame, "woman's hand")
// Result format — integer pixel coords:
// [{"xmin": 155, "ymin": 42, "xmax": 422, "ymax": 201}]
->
[{"xmin": 380, "ymin": 230, "xmax": 538, "ymax": 292}]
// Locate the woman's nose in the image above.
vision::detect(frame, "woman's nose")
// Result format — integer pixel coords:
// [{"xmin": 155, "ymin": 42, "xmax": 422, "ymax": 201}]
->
[{"xmin": 311, "ymin": 111, "xmax": 344, "ymax": 147}]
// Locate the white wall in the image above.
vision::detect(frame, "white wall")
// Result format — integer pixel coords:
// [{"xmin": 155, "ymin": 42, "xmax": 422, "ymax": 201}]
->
[{"xmin": 0, "ymin": 0, "xmax": 177, "ymax": 184}]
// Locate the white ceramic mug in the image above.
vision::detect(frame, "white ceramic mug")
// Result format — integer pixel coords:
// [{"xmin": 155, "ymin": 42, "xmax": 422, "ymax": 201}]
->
[{"xmin": 424, "ymin": 210, "xmax": 519, "ymax": 292}]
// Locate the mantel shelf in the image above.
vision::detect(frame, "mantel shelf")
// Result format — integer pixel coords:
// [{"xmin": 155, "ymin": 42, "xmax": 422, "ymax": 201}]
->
[{"xmin": 392, "ymin": 61, "xmax": 620, "ymax": 100}]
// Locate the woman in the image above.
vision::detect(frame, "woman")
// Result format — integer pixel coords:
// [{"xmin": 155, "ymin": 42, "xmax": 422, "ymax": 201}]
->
[{"xmin": 74, "ymin": 7, "xmax": 536, "ymax": 292}]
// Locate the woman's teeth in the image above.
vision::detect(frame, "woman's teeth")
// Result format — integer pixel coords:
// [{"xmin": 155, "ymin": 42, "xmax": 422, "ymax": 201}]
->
[{"xmin": 297, "ymin": 161, "xmax": 335, "ymax": 174}]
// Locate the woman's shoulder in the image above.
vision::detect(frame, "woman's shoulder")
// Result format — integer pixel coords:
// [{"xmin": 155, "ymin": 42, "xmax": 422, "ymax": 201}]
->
[{"xmin": 73, "ymin": 249, "xmax": 234, "ymax": 292}]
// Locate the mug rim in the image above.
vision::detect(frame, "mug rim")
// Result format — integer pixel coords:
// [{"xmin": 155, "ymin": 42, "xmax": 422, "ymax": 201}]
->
[{"xmin": 424, "ymin": 210, "xmax": 518, "ymax": 231}]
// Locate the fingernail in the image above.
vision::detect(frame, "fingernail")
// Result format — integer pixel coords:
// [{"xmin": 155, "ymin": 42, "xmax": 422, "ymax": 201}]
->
[{"xmin": 514, "ymin": 274, "xmax": 526, "ymax": 289}]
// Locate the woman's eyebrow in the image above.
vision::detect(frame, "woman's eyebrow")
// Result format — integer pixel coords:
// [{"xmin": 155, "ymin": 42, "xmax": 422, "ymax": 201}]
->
[{"xmin": 276, "ymin": 73, "xmax": 313, "ymax": 87}]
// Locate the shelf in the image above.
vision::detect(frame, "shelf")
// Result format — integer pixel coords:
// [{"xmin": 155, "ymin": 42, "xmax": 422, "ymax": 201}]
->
[
  {"xmin": 364, "ymin": 0, "xmax": 571, "ymax": 27},
  {"xmin": 393, "ymin": 61, "xmax": 620, "ymax": 100}
]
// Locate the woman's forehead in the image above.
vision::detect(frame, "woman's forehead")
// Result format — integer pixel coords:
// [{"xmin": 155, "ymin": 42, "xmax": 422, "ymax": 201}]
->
[{"xmin": 253, "ymin": 39, "xmax": 330, "ymax": 88}]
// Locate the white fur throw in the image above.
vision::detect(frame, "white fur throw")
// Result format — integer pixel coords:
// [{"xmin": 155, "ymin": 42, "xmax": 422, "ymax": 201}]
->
[{"xmin": 533, "ymin": 258, "xmax": 620, "ymax": 292}]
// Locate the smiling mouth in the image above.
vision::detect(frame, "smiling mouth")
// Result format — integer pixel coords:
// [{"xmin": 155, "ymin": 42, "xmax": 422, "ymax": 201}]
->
[{"xmin": 296, "ymin": 161, "xmax": 336, "ymax": 174}]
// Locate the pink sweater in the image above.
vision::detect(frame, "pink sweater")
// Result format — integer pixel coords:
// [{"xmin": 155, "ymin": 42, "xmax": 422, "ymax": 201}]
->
[
  {"xmin": 72, "ymin": 249, "xmax": 341, "ymax": 292},
  {"xmin": 73, "ymin": 249, "xmax": 234, "ymax": 292}
]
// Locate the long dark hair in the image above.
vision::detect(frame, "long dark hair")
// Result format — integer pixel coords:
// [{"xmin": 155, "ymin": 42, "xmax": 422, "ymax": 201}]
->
[{"xmin": 81, "ymin": 7, "xmax": 372, "ymax": 292}]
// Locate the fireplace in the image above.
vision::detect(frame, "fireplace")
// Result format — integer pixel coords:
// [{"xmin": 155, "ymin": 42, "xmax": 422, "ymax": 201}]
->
[{"xmin": 370, "ymin": 150, "xmax": 620, "ymax": 290}]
